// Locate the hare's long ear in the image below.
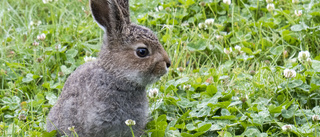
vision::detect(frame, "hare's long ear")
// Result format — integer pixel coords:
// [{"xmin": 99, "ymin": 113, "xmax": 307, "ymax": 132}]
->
[{"xmin": 90, "ymin": 0, "xmax": 130, "ymax": 37}]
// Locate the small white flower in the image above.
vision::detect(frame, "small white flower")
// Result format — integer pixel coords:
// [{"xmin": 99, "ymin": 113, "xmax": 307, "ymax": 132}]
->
[
  {"xmin": 298, "ymin": 51, "xmax": 310, "ymax": 62},
  {"xmin": 36, "ymin": 21, "xmax": 42, "ymax": 26},
  {"xmin": 283, "ymin": 69, "xmax": 296, "ymax": 78},
  {"xmin": 266, "ymin": 0, "xmax": 273, "ymax": 3},
  {"xmin": 215, "ymin": 35, "xmax": 223, "ymax": 41},
  {"xmin": 29, "ymin": 21, "xmax": 34, "ymax": 26},
  {"xmin": 292, "ymin": 0, "xmax": 299, "ymax": 4},
  {"xmin": 267, "ymin": 3, "xmax": 275, "ymax": 12},
  {"xmin": 42, "ymin": 0, "xmax": 53, "ymax": 4},
  {"xmin": 224, "ymin": 48, "xmax": 230, "ymax": 54},
  {"xmin": 158, "ymin": 6, "xmax": 163, "ymax": 11},
  {"xmin": 205, "ymin": 18, "xmax": 215, "ymax": 26},
  {"xmin": 229, "ymin": 47, "xmax": 233, "ymax": 53},
  {"xmin": 223, "ymin": 0, "xmax": 231, "ymax": 5},
  {"xmin": 183, "ymin": 85, "xmax": 191, "ymax": 90},
  {"xmin": 84, "ymin": 56, "xmax": 97, "ymax": 62},
  {"xmin": 306, "ymin": 58, "xmax": 312, "ymax": 64},
  {"xmin": 235, "ymin": 45, "xmax": 241, "ymax": 51},
  {"xmin": 43, "ymin": 0, "xmax": 49, "ymax": 3},
  {"xmin": 37, "ymin": 33, "xmax": 46, "ymax": 40},
  {"xmin": 148, "ymin": 88, "xmax": 159, "ymax": 98},
  {"xmin": 163, "ymin": 24, "xmax": 173, "ymax": 30},
  {"xmin": 198, "ymin": 23, "xmax": 207, "ymax": 29},
  {"xmin": 68, "ymin": 126, "xmax": 75, "ymax": 132},
  {"xmin": 295, "ymin": 10, "xmax": 302, "ymax": 17},
  {"xmin": 181, "ymin": 22, "xmax": 189, "ymax": 27},
  {"xmin": 282, "ymin": 125, "xmax": 292, "ymax": 132},
  {"xmin": 32, "ymin": 41, "xmax": 39, "ymax": 46},
  {"xmin": 312, "ymin": 115, "xmax": 320, "ymax": 121},
  {"xmin": 125, "ymin": 119, "xmax": 136, "ymax": 126}
]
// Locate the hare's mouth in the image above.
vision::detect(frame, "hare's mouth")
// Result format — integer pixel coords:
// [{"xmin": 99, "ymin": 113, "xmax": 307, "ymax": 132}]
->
[{"xmin": 151, "ymin": 61, "xmax": 168, "ymax": 76}]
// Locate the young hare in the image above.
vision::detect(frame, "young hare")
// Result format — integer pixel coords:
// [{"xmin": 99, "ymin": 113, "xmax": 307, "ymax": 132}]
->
[{"xmin": 46, "ymin": 0, "xmax": 171, "ymax": 136}]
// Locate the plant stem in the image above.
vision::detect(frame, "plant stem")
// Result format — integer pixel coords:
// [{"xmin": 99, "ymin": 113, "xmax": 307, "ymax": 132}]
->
[{"xmin": 130, "ymin": 126, "xmax": 135, "ymax": 137}]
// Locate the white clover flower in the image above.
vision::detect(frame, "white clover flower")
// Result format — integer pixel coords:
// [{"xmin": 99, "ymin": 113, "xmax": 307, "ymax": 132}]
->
[
  {"xmin": 32, "ymin": 41, "xmax": 39, "ymax": 46},
  {"xmin": 181, "ymin": 22, "xmax": 189, "ymax": 27},
  {"xmin": 229, "ymin": 47, "xmax": 233, "ymax": 53},
  {"xmin": 205, "ymin": 18, "xmax": 215, "ymax": 26},
  {"xmin": 223, "ymin": 0, "xmax": 231, "ymax": 5},
  {"xmin": 37, "ymin": 33, "xmax": 46, "ymax": 40},
  {"xmin": 84, "ymin": 56, "xmax": 97, "ymax": 62},
  {"xmin": 198, "ymin": 23, "xmax": 207, "ymax": 29},
  {"xmin": 163, "ymin": 24, "xmax": 173, "ymax": 30},
  {"xmin": 183, "ymin": 85, "xmax": 191, "ymax": 90},
  {"xmin": 292, "ymin": 0, "xmax": 299, "ymax": 4},
  {"xmin": 42, "ymin": 0, "xmax": 53, "ymax": 4},
  {"xmin": 235, "ymin": 45, "xmax": 241, "ymax": 51},
  {"xmin": 125, "ymin": 119, "xmax": 136, "ymax": 126},
  {"xmin": 283, "ymin": 69, "xmax": 296, "ymax": 78},
  {"xmin": 42, "ymin": 0, "xmax": 49, "ymax": 3},
  {"xmin": 29, "ymin": 21, "xmax": 34, "ymax": 26},
  {"xmin": 295, "ymin": 10, "xmax": 302, "ymax": 17},
  {"xmin": 282, "ymin": 125, "xmax": 292, "ymax": 132},
  {"xmin": 312, "ymin": 115, "xmax": 320, "ymax": 121},
  {"xmin": 298, "ymin": 51, "xmax": 310, "ymax": 62},
  {"xmin": 224, "ymin": 48, "xmax": 230, "ymax": 54},
  {"xmin": 148, "ymin": 88, "xmax": 159, "ymax": 98},
  {"xmin": 68, "ymin": 126, "xmax": 75, "ymax": 132},
  {"xmin": 36, "ymin": 21, "xmax": 42, "ymax": 26},
  {"xmin": 267, "ymin": 3, "xmax": 275, "ymax": 12},
  {"xmin": 266, "ymin": 0, "xmax": 273, "ymax": 3},
  {"xmin": 306, "ymin": 58, "xmax": 312, "ymax": 64},
  {"xmin": 215, "ymin": 35, "xmax": 223, "ymax": 41},
  {"xmin": 158, "ymin": 6, "xmax": 163, "ymax": 11}
]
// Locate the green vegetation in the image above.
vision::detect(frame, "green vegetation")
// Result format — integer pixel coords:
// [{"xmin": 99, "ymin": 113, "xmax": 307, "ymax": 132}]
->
[{"xmin": 1, "ymin": 0, "xmax": 320, "ymax": 136}]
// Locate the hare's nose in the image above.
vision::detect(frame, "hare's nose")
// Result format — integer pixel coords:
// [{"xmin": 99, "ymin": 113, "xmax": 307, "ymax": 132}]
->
[{"xmin": 166, "ymin": 60, "xmax": 171, "ymax": 68}]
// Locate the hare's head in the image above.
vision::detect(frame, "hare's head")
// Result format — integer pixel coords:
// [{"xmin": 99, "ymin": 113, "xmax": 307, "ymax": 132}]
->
[{"xmin": 90, "ymin": 0, "xmax": 171, "ymax": 87}]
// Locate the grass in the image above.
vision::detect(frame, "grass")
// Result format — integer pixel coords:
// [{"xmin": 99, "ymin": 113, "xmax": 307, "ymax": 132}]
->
[{"xmin": 1, "ymin": 0, "xmax": 320, "ymax": 136}]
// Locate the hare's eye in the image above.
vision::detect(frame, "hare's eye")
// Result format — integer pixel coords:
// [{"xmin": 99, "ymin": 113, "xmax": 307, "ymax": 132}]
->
[{"xmin": 136, "ymin": 48, "xmax": 149, "ymax": 57}]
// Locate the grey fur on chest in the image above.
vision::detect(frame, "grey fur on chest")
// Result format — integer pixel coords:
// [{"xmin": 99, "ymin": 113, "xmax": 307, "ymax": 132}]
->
[{"xmin": 47, "ymin": 62, "xmax": 148, "ymax": 137}]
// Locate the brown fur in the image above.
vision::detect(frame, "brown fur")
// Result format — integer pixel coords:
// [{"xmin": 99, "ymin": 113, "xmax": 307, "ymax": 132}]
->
[{"xmin": 46, "ymin": 0, "xmax": 170, "ymax": 136}]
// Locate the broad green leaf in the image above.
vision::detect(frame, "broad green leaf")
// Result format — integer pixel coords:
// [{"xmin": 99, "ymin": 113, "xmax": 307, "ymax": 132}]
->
[
  {"xmin": 22, "ymin": 73, "xmax": 34, "ymax": 83},
  {"xmin": 151, "ymin": 130, "xmax": 165, "ymax": 137},
  {"xmin": 312, "ymin": 60, "xmax": 320, "ymax": 72},
  {"xmin": 221, "ymin": 109, "xmax": 230, "ymax": 116},
  {"xmin": 187, "ymin": 39, "xmax": 206, "ymax": 51},
  {"xmin": 181, "ymin": 133, "xmax": 194, "ymax": 137},
  {"xmin": 197, "ymin": 123, "xmax": 211, "ymax": 132},
  {"xmin": 206, "ymin": 85, "xmax": 217, "ymax": 96},
  {"xmin": 177, "ymin": 98, "xmax": 197, "ymax": 108},
  {"xmin": 61, "ymin": 65, "xmax": 73, "ymax": 75},
  {"xmin": 270, "ymin": 46, "xmax": 283, "ymax": 56},
  {"xmin": 291, "ymin": 23, "xmax": 309, "ymax": 31},
  {"xmin": 189, "ymin": 106, "xmax": 211, "ymax": 118},
  {"xmin": 186, "ymin": 123, "xmax": 196, "ymax": 131},
  {"xmin": 66, "ymin": 49, "xmax": 78, "ymax": 58},
  {"xmin": 242, "ymin": 47, "xmax": 253, "ymax": 55},
  {"xmin": 222, "ymin": 132, "xmax": 233, "ymax": 137},
  {"xmin": 42, "ymin": 130, "xmax": 57, "ymax": 137},
  {"xmin": 212, "ymin": 115, "xmax": 236, "ymax": 120},
  {"xmin": 242, "ymin": 127, "xmax": 261, "ymax": 136},
  {"xmin": 281, "ymin": 109, "xmax": 294, "ymax": 119},
  {"xmin": 45, "ymin": 92, "xmax": 57, "ymax": 105},
  {"xmin": 311, "ymin": 75, "xmax": 320, "ymax": 86}
]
